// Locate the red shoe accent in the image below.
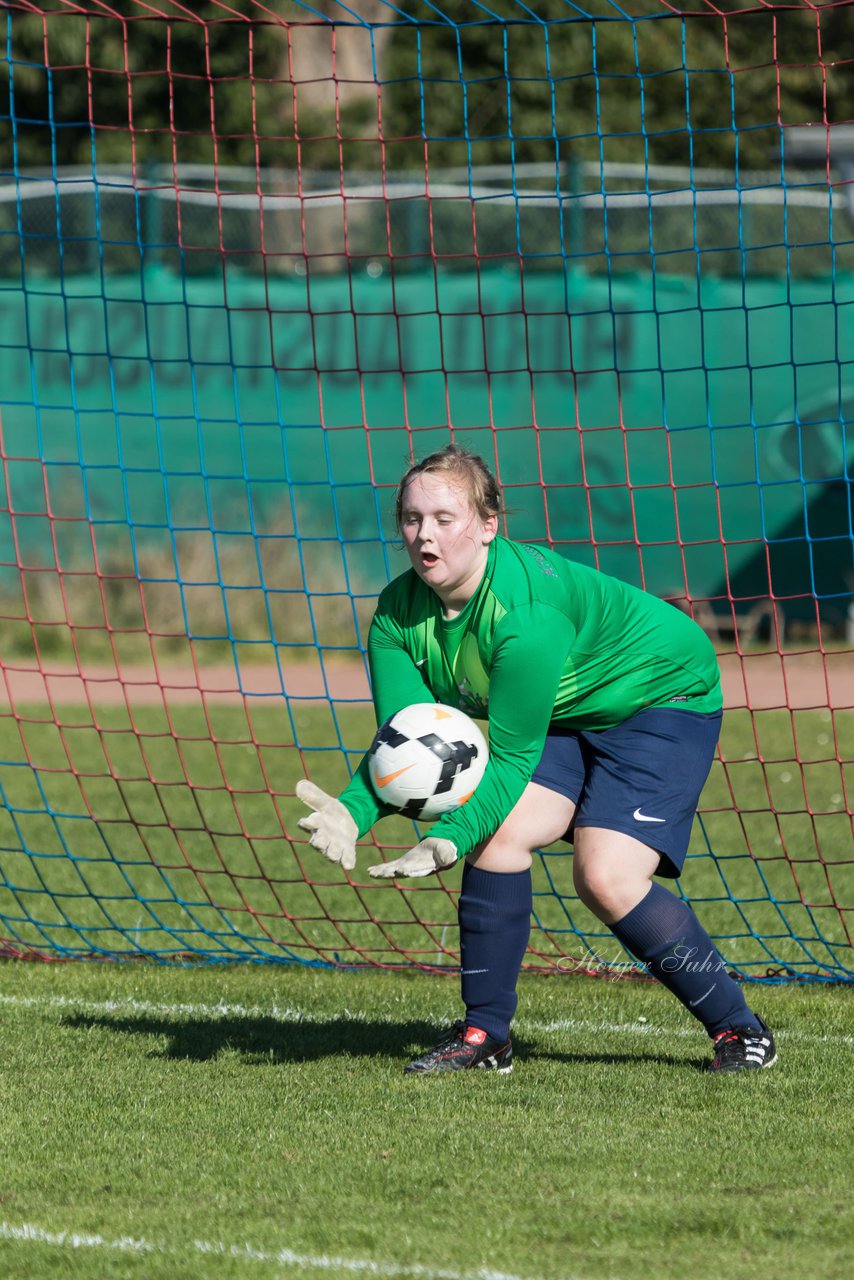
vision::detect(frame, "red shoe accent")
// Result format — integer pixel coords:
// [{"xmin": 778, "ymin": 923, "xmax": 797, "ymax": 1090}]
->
[{"xmin": 464, "ymin": 1026, "xmax": 487, "ymax": 1046}]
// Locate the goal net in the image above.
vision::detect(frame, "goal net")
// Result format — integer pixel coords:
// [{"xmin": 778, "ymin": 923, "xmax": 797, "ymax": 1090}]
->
[{"xmin": 0, "ymin": 0, "xmax": 851, "ymax": 980}]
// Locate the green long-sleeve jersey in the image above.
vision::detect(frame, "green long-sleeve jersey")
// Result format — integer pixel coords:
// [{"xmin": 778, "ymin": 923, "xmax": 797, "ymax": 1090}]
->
[{"xmin": 340, "ymin": 536, "xmax": 722, "ymax": 858}]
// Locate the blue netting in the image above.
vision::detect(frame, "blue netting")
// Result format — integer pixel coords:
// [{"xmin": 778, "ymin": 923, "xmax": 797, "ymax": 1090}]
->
[{"xmin": 0, "ymin": 0, "xmax": 852, "ymax": 977}]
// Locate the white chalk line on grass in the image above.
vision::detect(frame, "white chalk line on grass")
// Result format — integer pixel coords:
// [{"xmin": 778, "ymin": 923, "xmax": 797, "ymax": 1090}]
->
[
  {"xmin": 0, "ymin": 990, "xmax": 851, "ymax": 1046},
  {"xmin": 0, "ymin": 1220, "xmax": 551, "ymax": 1280}
]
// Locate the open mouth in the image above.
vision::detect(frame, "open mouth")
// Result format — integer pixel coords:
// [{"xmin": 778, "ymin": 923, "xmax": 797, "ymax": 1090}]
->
[{"xmin": 420, "ymin": 553, "xmax": 439, "ymax": 569}]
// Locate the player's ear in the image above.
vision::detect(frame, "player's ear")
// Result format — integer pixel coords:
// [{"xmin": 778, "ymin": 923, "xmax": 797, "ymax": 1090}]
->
[{"xmin": 482, "ymin": 513, "xmax": 498, "ymax": 543}]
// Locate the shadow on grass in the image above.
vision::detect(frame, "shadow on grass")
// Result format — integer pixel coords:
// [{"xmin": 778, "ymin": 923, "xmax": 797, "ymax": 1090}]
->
[
  {"xmin": 60, "ymin": 1011, "xmax": 448, "ymax": 1063},
  {"xmin": 59, "ymin": 1011, "xmax": 544, "ymax": 1066},
  {"xmin": 528, "ymin": 1047, "xmax": 707, "ymax": 1072},
  {"xmin": 60, "ymin": 1010, "xmax": 702, "ymax": 1069}
]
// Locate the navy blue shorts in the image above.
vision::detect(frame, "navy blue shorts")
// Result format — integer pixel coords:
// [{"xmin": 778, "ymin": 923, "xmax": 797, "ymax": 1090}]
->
[{"xmin": 530, "ymin": 707, "xmax": 723, "ymax": 877}]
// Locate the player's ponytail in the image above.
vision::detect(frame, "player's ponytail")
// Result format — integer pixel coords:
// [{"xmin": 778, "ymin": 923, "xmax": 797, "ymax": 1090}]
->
[{"xmin": 395, "ymin": 445, "xmax": 503, "ymax": 529}]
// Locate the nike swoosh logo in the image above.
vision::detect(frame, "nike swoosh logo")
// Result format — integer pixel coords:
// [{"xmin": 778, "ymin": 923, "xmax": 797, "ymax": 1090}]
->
[
  {"xmin": 374, "ymin": 764, "xmax": 414, "ymax": 789},
  {"xmin": 689, "ymin": 983, "xmax": 717, "ymax": 1007},
  {"xmin": 633, "ymin": 807, "xmax": 666, "ymax": 823}
]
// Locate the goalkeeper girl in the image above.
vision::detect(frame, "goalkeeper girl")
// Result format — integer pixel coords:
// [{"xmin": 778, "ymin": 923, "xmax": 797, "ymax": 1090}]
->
[{"xmin": 297, "ymin": 445, "xmax": 776, "ymax": 1075}]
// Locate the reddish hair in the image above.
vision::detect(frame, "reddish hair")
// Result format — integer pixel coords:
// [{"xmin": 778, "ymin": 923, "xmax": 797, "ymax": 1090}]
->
[{"xmin": 395, "ymin": 445, "xmax": 502, "ymax": 528}]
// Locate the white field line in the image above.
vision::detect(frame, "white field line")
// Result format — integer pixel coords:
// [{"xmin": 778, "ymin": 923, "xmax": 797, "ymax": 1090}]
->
[
  {"xmin": 0, "ymin": 1220, "xmax": 552, "ymax": 1280},
  {"xmin": 0, "ymin": 991, "xmax": 851, "ymax": 1046}
]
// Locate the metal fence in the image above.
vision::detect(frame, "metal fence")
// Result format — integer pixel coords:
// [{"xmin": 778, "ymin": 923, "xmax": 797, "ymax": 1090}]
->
[{"xmin": 1, "ymin": 161, "xmax": 851, "ymax": 278}]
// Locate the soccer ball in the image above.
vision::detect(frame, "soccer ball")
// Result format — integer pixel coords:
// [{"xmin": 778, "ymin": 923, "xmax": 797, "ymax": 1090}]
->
[{"xmin": 367, "ymin": 703, "xmax": 488, "ymax": 820}]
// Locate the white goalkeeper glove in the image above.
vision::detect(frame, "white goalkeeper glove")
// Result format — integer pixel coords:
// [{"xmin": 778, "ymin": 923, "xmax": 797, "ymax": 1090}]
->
[
  {"xmin": 296, "ymin": 780, "xmax": 358, "ymax": 871},
  {"xmin": 368, "ymin": 837, "xmax": 458, "ymax": 880}
]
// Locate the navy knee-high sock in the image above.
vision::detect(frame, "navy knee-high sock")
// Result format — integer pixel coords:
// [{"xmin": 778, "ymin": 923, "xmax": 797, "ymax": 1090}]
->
[
  {"xmin": 458, "ymin": 862, "xmax": 532, "ymax": 1043},
  {"xmin": 610, "ymin": 883, "xmax": 761, "ymax": 1036}
]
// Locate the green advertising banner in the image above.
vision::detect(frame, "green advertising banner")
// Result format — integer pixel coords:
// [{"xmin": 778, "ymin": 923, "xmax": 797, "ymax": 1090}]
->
[{"xmin": 2, "ymin": 266, "xmax": 853, "ymax": 613}]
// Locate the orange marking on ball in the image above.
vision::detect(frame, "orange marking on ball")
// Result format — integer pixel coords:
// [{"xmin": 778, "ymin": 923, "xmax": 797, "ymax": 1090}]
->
[{"xmin": 374, "ymin": 764, "xmax": 415, "ymax": 788}]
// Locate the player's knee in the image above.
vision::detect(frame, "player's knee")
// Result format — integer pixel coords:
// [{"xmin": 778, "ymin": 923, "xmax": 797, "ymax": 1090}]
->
[
  {"xmin": 467, "ymin": 845, "xmax": 534, "ymax": 873},
  {"xmin": 573, "ymin": 858, "xmax": 608, "ymax": 912},
  {"xmin": 467, "ymin": 826, "xmax": 534, "ymax": 872},
  {"xmin": 466, "ymin": 783, "xmax": 574, "ymax": 872},
  {"xmin": 572, "ymin": 857, "xmax": 632, "ymax": 920},
  {"xmin": 572, "ymin": 830, "xmax": 662, "ymax": 921},
  {"xmin": 574, "ymin": 853, "xmax": 662, "ymax": 925}
]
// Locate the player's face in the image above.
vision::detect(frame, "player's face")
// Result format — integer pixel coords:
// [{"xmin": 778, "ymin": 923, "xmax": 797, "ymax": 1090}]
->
[{"xmin": 399, "ymin": 472, "xmax": 497, "ymax": 614}]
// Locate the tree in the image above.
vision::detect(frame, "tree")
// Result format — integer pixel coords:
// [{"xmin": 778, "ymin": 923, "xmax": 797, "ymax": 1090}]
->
[
  {"xmin": 4, "ymin": 2, "xmax": 852, "ymax": 175},
  {"xmin": 378, "ymin": 1, "xmax": 854, "ymax": 173}
]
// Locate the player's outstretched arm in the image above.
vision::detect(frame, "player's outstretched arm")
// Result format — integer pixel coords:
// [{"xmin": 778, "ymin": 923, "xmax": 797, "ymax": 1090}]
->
[
  {"xmin": 296, "ymin": 781, "xmax": 358, "ymax": 871},
  {"xmin": 368, "ymin": 837, "xmax": 458, "ymax": 879}
]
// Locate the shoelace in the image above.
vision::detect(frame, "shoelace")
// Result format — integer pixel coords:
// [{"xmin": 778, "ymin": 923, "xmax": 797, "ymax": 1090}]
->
[
  {"xmin": 714, "ymin": 1028, "xmax": 768, "ymax": 1060},
  {"xmin": 429, "ymin": 1024, "xmax": 466, "ymax": 1058}
]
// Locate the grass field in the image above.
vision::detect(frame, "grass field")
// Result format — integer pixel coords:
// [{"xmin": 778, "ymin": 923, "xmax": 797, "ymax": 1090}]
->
[
  {"xmin": 0, "ymin": 959, "xmax": 852, "ymax": 1280},
  {"xmin": 1, "ymin": 702, "xmax": 851, "ymax": 978},
  {"xmin": 1, "ymin": 698, "xmax": 852, "ymax": 1278}
]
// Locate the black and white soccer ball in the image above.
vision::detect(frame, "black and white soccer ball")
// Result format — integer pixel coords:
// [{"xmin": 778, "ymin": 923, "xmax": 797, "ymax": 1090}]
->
[{"xmin": 367, "ymin": 703, "xmax": 488, "ymax": 820}]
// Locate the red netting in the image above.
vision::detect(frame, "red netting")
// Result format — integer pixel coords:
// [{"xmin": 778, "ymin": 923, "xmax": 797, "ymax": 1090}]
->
[{"xmin": 0, "ymin": 0, "xmax": 852, "ymax": 977}]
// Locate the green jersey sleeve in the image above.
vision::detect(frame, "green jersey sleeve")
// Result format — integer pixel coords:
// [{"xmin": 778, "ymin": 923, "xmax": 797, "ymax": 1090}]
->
[
  {"xmin": 427, "ymin": 601, "xmax": 575, "ymax": 853},
  {"xmin": 335, "ymin": 593, "xmax": 434, "ymax": 838}
]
